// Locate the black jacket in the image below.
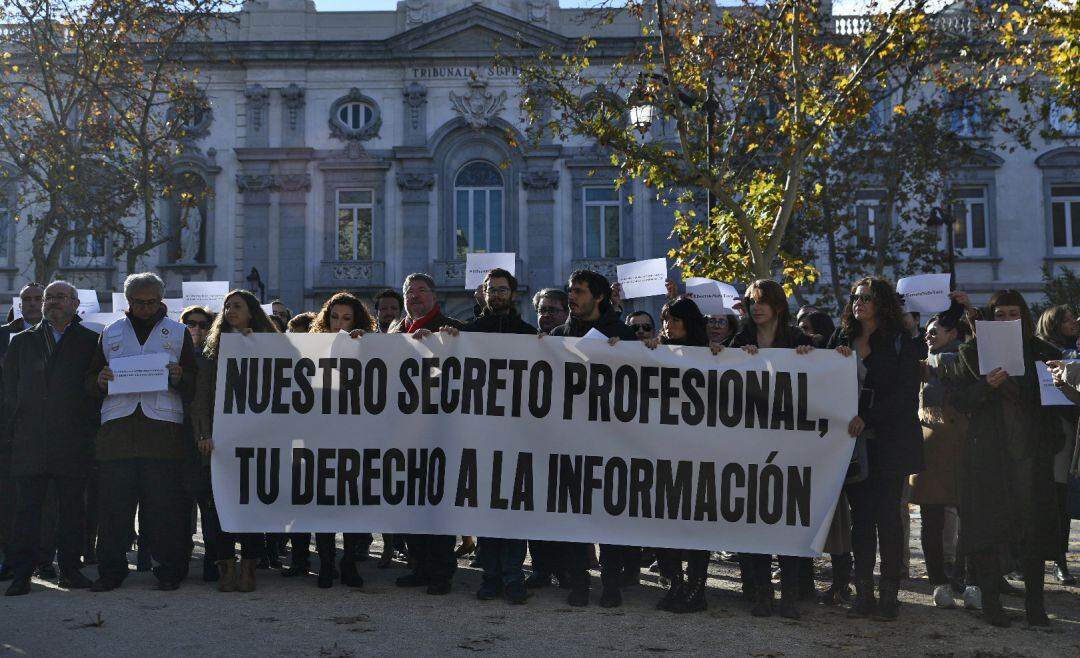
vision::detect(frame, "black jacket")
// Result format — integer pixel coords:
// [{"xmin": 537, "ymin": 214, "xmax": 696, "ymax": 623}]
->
[
  {"xmin": 461, "ymin": 309, "xmax": 537, "ymax": 335},
  {"xmin": 549, "ymin": 309, "xmax": 638, "ymax": 341},
  {"xmin": 827, "ymin": 326, "xmax": 925, "ymax": 477},
  {"xmin": 2, "ymin": 320, "xmax": 100, "ymax": 478},
  {"xmin": 731, "ymin": 323, "xmax": 815, "ymax": 350}
]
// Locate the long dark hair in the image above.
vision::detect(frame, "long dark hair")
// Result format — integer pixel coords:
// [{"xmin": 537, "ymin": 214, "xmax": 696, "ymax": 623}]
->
[
  {"xmin": 660, "ymin": 297, "xmax": 709, "ymax": 347},
  {"xmin": 1035, "ymin": 304, "xmax": 1074, "ymax": 349},
  {"xmin": 744, "ymin": 279, "xmax": 802, "ymax": 347},
  {"xmin": 839, "ymin": 276, "xmax": 904, "ymax": 338},
  {"xmin": 204, "ymin": 289, "xmax": 279, "ymax": 360},
  {"xmin": 311, "ymin": 292, "xmax": 376, "ymax": 334}
]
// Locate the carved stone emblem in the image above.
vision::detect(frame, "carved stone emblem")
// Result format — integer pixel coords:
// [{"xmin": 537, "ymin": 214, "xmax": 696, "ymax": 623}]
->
[
  {"xmin": 244, "ymin": 85, "xmax": 270, "ymax": 133},
  {"xmin": 395, "ymin": 171, "xmax": 435, "ymax": 191},
  {"xmin": 403, "ymin": 82, "xmax": 427, "ymax": 131},
  {"xmin": 449, "ymin": 78, "xmax": 507, "ymax": 129},
  {"xmin": 281, "ymin": 84, "xmax": 305, "ymax": 132}
]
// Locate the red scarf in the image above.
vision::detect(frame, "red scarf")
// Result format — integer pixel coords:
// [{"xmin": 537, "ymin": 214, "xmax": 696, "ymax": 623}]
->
[{"xmin": 403, "ymin": 304, "xmax": 441, "ymax": 333}]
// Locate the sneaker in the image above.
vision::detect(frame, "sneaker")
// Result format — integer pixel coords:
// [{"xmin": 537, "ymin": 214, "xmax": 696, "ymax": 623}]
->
[
  {"xmin": 933, "ymin": 585, "xmax": 956, "ymax": 609},
  {"xmin": 962, "ymin": 586, "xmax": 982, "ymax": 610}
]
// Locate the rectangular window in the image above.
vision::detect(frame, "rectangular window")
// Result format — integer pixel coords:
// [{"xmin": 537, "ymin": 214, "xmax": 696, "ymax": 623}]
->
[
  {"xmin": 1051, "ymin": 184, "xmax": 1080, "ymax": 254},
  {"xmin": 951, "ymin": 186, "xmax": 990, "ymax": 257},
  {"xmin": 583, "ymin": 187, "xmax": 621, "ymax": 258},
  {"xmin": 72, "ymin": 233, "xmax": 106, "ymax": 261},
  {"xmin": 336, "ymin": 189, "xmax": 374, "ymax": 261}
]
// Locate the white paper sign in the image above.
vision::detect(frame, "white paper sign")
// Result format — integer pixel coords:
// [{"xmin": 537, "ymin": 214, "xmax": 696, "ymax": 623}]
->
[
  {"xmin": 975, "ymin": 320, "xmax": 1026, "ymax": 377},
  {"xmin": 11, "ymin": 296, "xmax": 21, "ymax": 320},
  {"xmin": 1037, "ymin": 361, "xmax": 1076, "ymax": 406},
  {"xmin": 261, "ymin": 303, "xmax": 275, "ymax": 317},
  {"xmin": 163, "ymin": 298, "xmax": 185, "ymax": 320},
  {"xmin": 897, "ymin": 274, "xmax": 951, "ymax": 314},
  {"xmin": 79, "ymin": 312, "xmax": 125, "ymax": 334},
  {"xmin": 77, "ymin": 289, "xmax": 101, "ymax": 316},
  {"xmin": 182, "ymin": 281, "xmax": 230, "ymax": 312},
  {"xmin": 108, "ymin": 352, "xmax": 170, "ymax": 395},
  {"xmin": 617, "ymin": 258, "xmax": 668, "ymax": 299},
  {"xmin": 112, "ymin": 292, "xmax": 129, "ymax": 313},
  {"xmin": 685, "ymin": 277, "xmax": 740, "ymax": 315},
  {"xmin": 582, "ymin": 328, "xmax": 608, "ymax": 341},
  {"xmin": 465, "ymin": 252, "xmax": 516, "ymax": 290}
]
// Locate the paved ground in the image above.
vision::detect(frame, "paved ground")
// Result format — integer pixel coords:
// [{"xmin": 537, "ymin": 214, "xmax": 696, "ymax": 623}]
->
[{"xmin": 2, "ymin": 517, "xmax": 1079, "ymax": 657}]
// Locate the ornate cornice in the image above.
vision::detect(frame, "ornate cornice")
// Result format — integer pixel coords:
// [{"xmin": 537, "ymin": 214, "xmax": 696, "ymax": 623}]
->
[
  {"xmin": 277, "ymin": 173, "xmax": 311, "ymax": 192},
  {"xmin": 521, "ymin": 170, "xmax": 559, "ymax": 190},
  {"xmin": 236, "ymin": 173, "xmax": 274, "ymax": 193},
  {"xmin": 395, "ymin": 171, "xmax": 435, "ymax": 191}
]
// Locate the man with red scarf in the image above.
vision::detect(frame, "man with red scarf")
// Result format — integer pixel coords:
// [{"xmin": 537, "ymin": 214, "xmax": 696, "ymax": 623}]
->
[{"xmin": 388, "ymin": 272, "xmax": 462, "ymax": 595}]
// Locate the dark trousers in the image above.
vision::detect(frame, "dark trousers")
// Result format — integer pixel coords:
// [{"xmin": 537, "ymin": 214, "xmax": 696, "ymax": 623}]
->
[
  {"xmin": 1055, "ymin": 483, "xmax": 1071, "ymax": 560},
  {"xmin": 478, "ymin": 537, "xmax": 527, "ymax": 587},
  {"xmin": 201, "ymin": 483, "xmax": 261, "ymax": 561},
  {"xmin": 565, "ymin": 543, "xmax": 639, "ymax": 590},
  {"xmin": 847, "ymin": 472, "xmax": 905, "ymax": 585},
  {"xmin": 97, "ymin": 459, "xmax": 189, "ymax": 584},
  {"xmin": 84, "ymin": 466, "xmax": 99, "ymax": 560},
  {"xmin": 315, "ymin": 533, "xmax": 366, "ymax": 564},
  {"xmin": 743, "ymin": 553, "xmax": 800, "ymax": 594},
  {"xmin": 527, "ymin": 539, "xmax": 561, "ymax": 577},
  {"xmin": 289, "ymin": 533, "xmax": 312, "ymax": 566},
  {"xmin": 195, "ymin": 491, "xmax": 218, "ymax": 564},
  {"xmin": 405, "ymin": 534, "xmax": 456, "ymax": 583},
  {"xmin": 656, "ymin": 548, "xmax": 709, "ymax": 581},
  {"xmin": 9, "ymin": 474, "xmax": 86, "ymax": 578},
  {"xmin": 920, "ymin": 504, "xmax": 949, "ymax": 584}
]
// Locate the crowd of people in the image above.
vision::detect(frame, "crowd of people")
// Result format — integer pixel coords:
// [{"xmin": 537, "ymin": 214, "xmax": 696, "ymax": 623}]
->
[{"xmin": 0, "ymin": 267, "xmax": 1076, "ymax": 629}]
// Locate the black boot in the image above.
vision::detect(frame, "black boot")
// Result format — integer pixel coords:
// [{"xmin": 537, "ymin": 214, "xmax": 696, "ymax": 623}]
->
[
  {"xmin": 317, "ymin": 555, "xmax": 334, "ymax": 589},
  {"xmin": 751, "ymin": 585, "xmax": 773, "ymax": 617},
  {"xmin": 798, "ymin": 557, "xmax": 816, "ymax": 601},
  {"xmin": 875, "ymin": 579, "xmax": 900, "ymax": 621},
  {"xmin": 976, "ymin": 554, "xmax": 1011, "ymax": 628},
  {"xmin": 779, "ymin": 586, "xmax": 800, "ymax": 619},
  {"xmin": 821, "ymin": 553, "xmax": 852, "ymax": 605},
  {"xmin": 656, "ymin": 579, "xmax": 684, "ymax": 611},
  {"xmin": 847, "ymin": 578, "xmax": 877, "ymax": 618},
  {"xmin": 340, "ymin": 558, "xmax": 364, "ymax": 588},
  {"xmin": 1022, "ymin": 559, "xmax": 1049, "ymax": 626},
  {"xmin": 670, "ymin": 552, "xmax": 708, "ymax": 614},
  {"xmin": 202, "ymin": 557, "xmax": 220, "ymax": 582}
]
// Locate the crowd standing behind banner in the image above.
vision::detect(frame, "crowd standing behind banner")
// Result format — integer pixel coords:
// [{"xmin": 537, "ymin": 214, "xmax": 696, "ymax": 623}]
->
[{"xmin": 0, "ymin": 264, "xmax": 1076, "ymax": 631}]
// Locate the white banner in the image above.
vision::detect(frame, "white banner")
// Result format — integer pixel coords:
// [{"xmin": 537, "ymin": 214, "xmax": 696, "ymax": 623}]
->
[
  {"xmin": 182, "ymin": 281, "xmax": 230, "ymax": 312},
  {"xmin": 211, "ymin": 333, "xmax": 857, "ymax": 556}
]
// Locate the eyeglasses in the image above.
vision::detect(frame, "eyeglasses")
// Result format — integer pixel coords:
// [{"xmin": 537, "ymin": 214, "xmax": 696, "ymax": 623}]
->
[
  {"xmin": 129, "ymin": 298, "xmax": 161, "ymax": 308},
  {"xmin": 850, "ymin": 293, "xmax": 875, "ymax": 305},
  {"xmin": 631, "ymin": 323, "xmax": 653, "ymax": 333},
  {"xmin": 186, "ymin": 320, "xmax": 212, "ymax": 330},
  {"xmin": 537, "ymin": 306, "xmax": 564, "ymax": 316},
  {"xmin": 707, "ymin": 317, "xmax": 729, "ymax": 327},
  {"xmin": 486, "ymin": 286, "xmax": 512, "ymax": 296}
]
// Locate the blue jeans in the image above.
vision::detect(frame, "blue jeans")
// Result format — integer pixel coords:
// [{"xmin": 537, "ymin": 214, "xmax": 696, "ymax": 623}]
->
[{"xmin": 477, "ymin": 537, "xmax": 527, "ymax": 587}]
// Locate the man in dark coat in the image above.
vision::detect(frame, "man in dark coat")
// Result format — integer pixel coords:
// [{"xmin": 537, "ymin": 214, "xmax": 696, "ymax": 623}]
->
[
  {"xmin": 0, "ymin": 283, "xmax": 46, "ymax": 581},
  {"xmin": 440, "ymin": 268, "xmax": 537, "ymax": 604},
  {"xmin": 389, "ymin": 272, "xmax": 462, "ymax": 595},
  {"xmin": 3, "ymin": 281, "xmax": 99, "ymax": 596},
  {"xmin": 548, "ymin": 269, "xmax": 640, "ymax": 608}
]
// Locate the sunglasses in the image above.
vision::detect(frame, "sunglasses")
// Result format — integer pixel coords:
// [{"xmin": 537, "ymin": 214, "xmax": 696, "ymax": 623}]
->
[
  {"xmin": 850, "ymin": 293, "xmax": 874, "ymax": 304},
  {"xmin": 185, "ymin": 320, "xmax": 212, "ymax": 330},
  {"xmin": 632, "ymin": 324, "xmax": 653, "ymax": 332}
]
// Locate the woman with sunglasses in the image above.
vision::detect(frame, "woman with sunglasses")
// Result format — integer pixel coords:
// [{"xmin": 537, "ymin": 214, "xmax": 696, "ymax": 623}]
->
[
  {"xmin": 640, "ymin": 297, "xmax": 721, "ymax": 613},
  {"xmin": 305, "ymin": 292, "xmax": 376, "ymax": 589},
  {"xmin": 952, "ymin": 291, "xmax": 1065, "ymax": 627},
  {"xmin": 179, "ymin": 306, "xmax": 219, "ymax": 582},
  {"xmin": 911, "ymin": 312, "xmax": 969, "ymax": 609},
  {"xmin": 828, "ymin": 277, "xmax": 923, "ymax": 620},
  {"xmin": 192, "ymin": 290, "xmax": 279, "ymax": 593},
  {"xmin": 731, "ymin": 280, "xmax": 816, "ymax": 619}
]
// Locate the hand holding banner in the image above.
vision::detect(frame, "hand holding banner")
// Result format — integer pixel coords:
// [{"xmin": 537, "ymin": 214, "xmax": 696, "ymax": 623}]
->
[
  {"xmin": 616, "ymin": 258, "xmax": 668, "ymax": 299},
  {"xmin": 1037, "ymin": 360, "xmax": 1076, "ymax": 406}
]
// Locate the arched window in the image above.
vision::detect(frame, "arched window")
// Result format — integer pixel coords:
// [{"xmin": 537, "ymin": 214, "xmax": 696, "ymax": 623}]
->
[{"xmin": 454, "ymin": 161, "xmax": 504, "ymax": 259}]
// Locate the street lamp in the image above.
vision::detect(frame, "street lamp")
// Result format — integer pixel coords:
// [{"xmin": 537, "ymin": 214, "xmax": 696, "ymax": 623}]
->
[
  {"xmin": 246, "ymin": 267, "xmax": 265, "ymax": 303},
  {"xmin": 628, "ymin": 72, "xmax": 719, "ymax": 231},
  {"xmin": 927, "ymin": 206, "xmax": 956, "ymax": 288}
]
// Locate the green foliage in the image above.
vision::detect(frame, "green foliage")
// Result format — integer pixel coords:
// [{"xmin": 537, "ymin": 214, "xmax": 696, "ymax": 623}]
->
[{"xmin": 1035, "ymin": 264, "xmax": 1080, "ymax": 316}]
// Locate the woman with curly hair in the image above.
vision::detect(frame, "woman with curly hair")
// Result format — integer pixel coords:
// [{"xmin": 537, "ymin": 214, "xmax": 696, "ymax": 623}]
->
[
  {"xmin": 306, "ymin": 292, "xmax": 376, "ymax": 588},
  {"xmin": 827, "ymin": 277, "xmax": 924, "ymax": 620},
  {"xmin": 192, "ymin": 289, "xmax": 279, "ymax": 593}
]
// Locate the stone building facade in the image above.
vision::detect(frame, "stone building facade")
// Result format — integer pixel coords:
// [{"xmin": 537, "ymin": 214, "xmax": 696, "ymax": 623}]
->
[{"xmin": 1, "ymin": 0, "xmax": 1078, "ymax": 316}]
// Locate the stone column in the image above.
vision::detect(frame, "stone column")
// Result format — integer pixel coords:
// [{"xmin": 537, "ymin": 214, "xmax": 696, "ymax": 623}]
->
[
  {"xmin": 521, "ymin": 169, "xmax": 560, "ymax": 290},
  {"xmin": 276, "ymin": 172, "xmax": 310, "ymax": 310},
  {"xmin": 396, "ymin": 171, "xmax": 435, "ymax": 277},
  {"xmin": 236, "ymin": 171, "xmax": 275, "ymax": 294}
]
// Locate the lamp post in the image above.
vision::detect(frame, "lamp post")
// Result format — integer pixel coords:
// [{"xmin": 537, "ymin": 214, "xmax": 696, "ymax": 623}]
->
[
  {"xmin": 927, "ymin": 206, "xmax": 956, "ymax": 288},
  {"xmin": 246, "ymin": 267, "xmax": 265, "ymax": 303},
  {"xmin": 629, "ymin": 73, "xmax": 718, "ymax": 231}
]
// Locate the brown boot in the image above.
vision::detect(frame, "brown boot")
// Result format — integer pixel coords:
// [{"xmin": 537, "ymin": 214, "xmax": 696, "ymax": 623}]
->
[
  {"xmin": 216, "ymin": 560, "xmax": 237, "ymax": 593},
  {"xmin": 237, "ymin": 558, "xmax": 257, "ymax": 592}
]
